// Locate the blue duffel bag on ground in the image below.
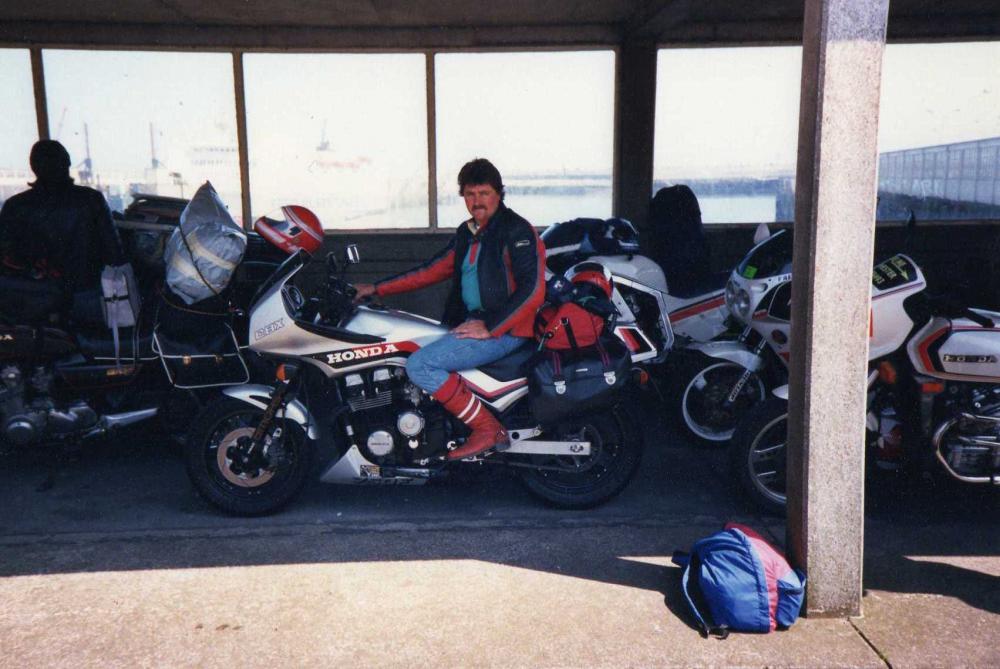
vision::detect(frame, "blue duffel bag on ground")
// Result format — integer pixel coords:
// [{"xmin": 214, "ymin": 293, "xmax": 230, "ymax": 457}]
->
[{"xmin": 672, "ymin": 523, "xmax": 807, "ymax": 638}]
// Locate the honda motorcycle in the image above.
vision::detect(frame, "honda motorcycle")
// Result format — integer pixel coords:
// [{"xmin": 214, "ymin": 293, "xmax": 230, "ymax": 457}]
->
[
  {"xmin": 0, "ymin": 197, "xmax": 286, "ymax": 455},
  {"xmin": 183, "ymin": 242, "xmax": 644, "ymax": 516},
  {"xmin": 731, "ymin": 252, "xmax": 1000, "ymax": 513}
]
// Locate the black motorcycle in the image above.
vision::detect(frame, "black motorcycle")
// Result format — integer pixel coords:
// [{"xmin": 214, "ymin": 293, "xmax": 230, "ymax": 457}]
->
[{"xmin": 0, "ymin": 195, "xmax": 286, "ymax": 453}]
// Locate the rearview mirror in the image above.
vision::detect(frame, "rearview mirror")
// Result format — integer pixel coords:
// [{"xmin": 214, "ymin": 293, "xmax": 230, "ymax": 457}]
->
[
  {"xmin": 753, "ymin": 223, "xmax": 772, "ymax": 245},
  {"xmin": 345, "ymin": 244, "xmax": 360, "ymax": 265}
]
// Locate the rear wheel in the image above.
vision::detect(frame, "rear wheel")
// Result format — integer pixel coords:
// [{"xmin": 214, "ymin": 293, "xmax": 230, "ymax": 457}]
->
[
  {"xmin": 730, "ymin": 398, "xmax": 789, "ymax": 515},
  {"xmin": 518, "ymin": 402, "xmax": 643, "ymax": 509},
  {"xmin": 184, "ymin": 397, "xmax": 313, "ymax": 516},
  {"xmin": 677, "ymin": 354, "xmax": 767, "ymax": 446}
]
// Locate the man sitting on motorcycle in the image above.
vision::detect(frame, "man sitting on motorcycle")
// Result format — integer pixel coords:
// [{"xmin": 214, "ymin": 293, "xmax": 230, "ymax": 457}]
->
[
  {"xmin": 0, "ymin": 140, "xmax": 124, "ymax": 323},
  {"xmin": 353, "ymin": 158, "xmax": 545, "ymax": 460}
]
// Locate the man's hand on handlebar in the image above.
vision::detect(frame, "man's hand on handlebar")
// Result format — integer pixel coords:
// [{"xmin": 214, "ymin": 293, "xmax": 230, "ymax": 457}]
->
[{"xmin": 352, "ymin": 283, "xmax": 376, "ymax": 303}]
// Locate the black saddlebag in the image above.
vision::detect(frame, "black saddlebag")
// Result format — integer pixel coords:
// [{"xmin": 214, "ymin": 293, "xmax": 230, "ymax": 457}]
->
[
  {"xmin": 151, "ymin": 292, "xmax": 249, "ymax": 389},
  {"xmin": 529, "ymin": 335, "xmax": 630, "ymax": 425}
]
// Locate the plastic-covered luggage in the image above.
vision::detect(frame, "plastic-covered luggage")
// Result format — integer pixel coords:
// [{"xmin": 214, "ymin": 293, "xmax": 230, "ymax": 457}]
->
[{"xmin": 164, "ymin": 181, "xmax": 246, "ymax": 305}]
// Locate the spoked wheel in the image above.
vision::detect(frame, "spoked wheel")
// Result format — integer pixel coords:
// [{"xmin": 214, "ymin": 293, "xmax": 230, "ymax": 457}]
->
[
  {"xmin": 518, "ymin": 403, "xmax": 643, "ymax": 509},
  {"xmin": 679, "ymin": 357, "xmax": 767, "ymax": 446},
  {"xmin": 730, "ymin": 398, "xmax": 788, "ymax": 515},
  {"xmin": 184, "ymin": 397, "xmax": 313, "ymax": 516}
]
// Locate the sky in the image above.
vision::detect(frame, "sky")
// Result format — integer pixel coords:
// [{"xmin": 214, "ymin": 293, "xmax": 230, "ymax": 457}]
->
[{"xmin": 652, "ymin": 42, "xmax": 1000, "ymax": 178}]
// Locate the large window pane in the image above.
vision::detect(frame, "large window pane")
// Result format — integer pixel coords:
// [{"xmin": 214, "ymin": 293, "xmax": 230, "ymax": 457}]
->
[
  {"xmin": 43, "ymin": 50, "xmax": 240, "ymax": 220},
  {"xmin": 0, "ymin": 49, "xmax": 38, "ymax": 206},
  {"xmin": 245, "ymin": 53, "xmax": 427, "ymax": 230},
  {"xmin": 435, "ymin": 51, "xmax": 615, "ymax": 228},
  {"xmin": 654, "ymin": 47, "xmax": 801, "ymax": 223},
  {"xmin": 877, "ymin": 42, "xmax": 1000, "ymax": 221}
]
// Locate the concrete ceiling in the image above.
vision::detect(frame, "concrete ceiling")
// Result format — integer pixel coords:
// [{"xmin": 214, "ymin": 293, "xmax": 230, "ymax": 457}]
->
[{"xmin": 1, "ymin": 0, "xmax": 998, "ymax": 49}]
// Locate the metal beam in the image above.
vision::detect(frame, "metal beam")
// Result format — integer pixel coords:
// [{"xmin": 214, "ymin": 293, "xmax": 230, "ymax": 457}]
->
[
  {"xmin": 232, "ymin": 51, "xmax": 252, "ymax": 229},
  {"xmin": 425, "ymin": 52, "xmax": 438, "ymax": 230},
  {"xmin": 0, "ymin": 21, "xmax": 622, "ymax": 51},
  {"xmin": 29, "ymin": 48, "xmax": 49, "ymax": 140},
  {"xmin": 624, "ymin": 0, "xmax": 696, "ymax": 39}
]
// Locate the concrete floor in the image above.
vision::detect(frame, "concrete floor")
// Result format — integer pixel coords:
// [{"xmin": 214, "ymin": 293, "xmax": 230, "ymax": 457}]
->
[{"xmin": 0, "ymin": 401, "xmax": 997, "ymax": 668}]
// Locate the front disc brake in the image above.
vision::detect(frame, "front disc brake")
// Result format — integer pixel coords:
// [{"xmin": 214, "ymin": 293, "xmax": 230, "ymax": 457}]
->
[{"xmin": 217, "ymin": 426, "xmax": 275, "ymax": 488}]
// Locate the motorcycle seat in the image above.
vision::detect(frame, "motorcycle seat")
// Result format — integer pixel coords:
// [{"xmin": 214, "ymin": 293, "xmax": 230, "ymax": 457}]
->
[
  {"xmin": 668, "ymin": 270, "xmax": 730, "ymax": 299},
  {"xmin": 0, "ymin": 276, "xmax": 64, "ymax": 325},
  {"xmin": 76, "ymin": 327, "xmax": 158, "ymax": 361},
  {"xmin": 478, "ymin": 340, "xmax": 537, "ymax": 382}
]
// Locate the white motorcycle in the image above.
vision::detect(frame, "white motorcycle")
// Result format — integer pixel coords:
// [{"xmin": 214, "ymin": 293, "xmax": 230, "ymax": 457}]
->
[
  {"xmin": 542, "ymin": 217, "xmax": 734, "ymax": 366},
  {"xmin": 183, "ymin": 237, "xmax": 643, "ymax": 516},
  {"xmin": 731, "ymin": 252, "xmax": 1000, "ymax": 513},
  {"xmin": 671, "ymin": 225, "xmax": 787, "ymax": 445}
]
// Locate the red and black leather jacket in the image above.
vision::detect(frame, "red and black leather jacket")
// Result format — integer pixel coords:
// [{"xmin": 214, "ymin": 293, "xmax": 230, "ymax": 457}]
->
[{"xmin": 375, "ymin": 204, "xmax": 545, "ymax": 338}]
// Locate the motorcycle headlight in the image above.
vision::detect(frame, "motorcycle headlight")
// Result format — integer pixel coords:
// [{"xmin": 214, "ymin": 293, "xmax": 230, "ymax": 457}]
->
[
  {"xmin": 735, "ymin": 289, "xmax": 751, "ymax": 320},
  {"xmin": 724, "ymin": 279, "xmax": 737, "ymax": 313}
]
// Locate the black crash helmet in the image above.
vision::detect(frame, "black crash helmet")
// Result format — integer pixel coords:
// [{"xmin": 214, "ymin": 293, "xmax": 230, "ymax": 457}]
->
[{"xmin": 541, "ymin": 217, "xmax": 640, "ymax": 256}]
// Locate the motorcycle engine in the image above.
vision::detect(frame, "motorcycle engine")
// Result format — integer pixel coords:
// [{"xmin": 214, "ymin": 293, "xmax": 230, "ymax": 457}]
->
[
  {"xmin": 340, "ymin": 366, "xmax": 442, "ymax": 464},
  {"xmin": 933, "ymin": 387, "xmax": 1000, "ymax": 480},
  {"xmin": 0, "ymin": 364, "xmax": 98, "ymax": 447}
]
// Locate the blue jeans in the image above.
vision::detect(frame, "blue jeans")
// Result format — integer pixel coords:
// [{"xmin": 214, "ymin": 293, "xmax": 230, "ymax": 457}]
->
[{"xmin": 406, "ymin": 333, "xmax": 528, "ymax": 393}]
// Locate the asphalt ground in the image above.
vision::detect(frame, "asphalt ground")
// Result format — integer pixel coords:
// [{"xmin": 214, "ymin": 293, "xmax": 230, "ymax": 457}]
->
[{"xmin": 0, "ymin": 395, "xmax": 997, "ymax": 668}]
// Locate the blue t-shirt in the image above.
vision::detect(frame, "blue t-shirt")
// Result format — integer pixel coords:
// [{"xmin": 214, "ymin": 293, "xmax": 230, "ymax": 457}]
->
[{"xmin": 461, "ymin": 241, "xmax": 482, "ymax": 312}]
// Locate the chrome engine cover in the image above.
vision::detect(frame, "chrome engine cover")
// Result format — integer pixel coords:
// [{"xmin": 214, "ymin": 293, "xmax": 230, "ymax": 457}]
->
[
  {"xmin": 367, "ymin": 430, "xmax": 395, "ymax": 457},
  {"xmin": 396, "ymin": 410, "xmax": 425, "ymax": 437}
]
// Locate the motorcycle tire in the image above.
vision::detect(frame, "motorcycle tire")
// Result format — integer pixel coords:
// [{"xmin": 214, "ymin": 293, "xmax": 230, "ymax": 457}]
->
[
  {"xmin": 730, "ymin": 397, "xmax": 789, "ymax": 515},
  {"xmin": 518, "ymin": 400, "xmax": 643, "ymax": 509},
  {"xmin": 184, "ymin": 397, "xmax": 313, "ymax": 517},
  {"xmin": 675, "ymin": 353, "xmax": 767, "ymax": 447}
]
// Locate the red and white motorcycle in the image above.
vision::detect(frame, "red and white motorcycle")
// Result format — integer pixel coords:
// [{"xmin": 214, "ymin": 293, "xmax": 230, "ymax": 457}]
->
[
  {"xmin": 543, "ymin": 217, "xmax": 733, "ymax": 367},
  {"xmin": 730, "ymin": 251, "xmax": 1000, "ymax": 513},
  {"xmin": 183, "ymin": 227, "xmax": 643, "ymax": 516}
]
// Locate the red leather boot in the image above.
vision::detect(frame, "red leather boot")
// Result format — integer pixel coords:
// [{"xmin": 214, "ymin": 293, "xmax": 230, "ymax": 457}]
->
[{"xmin": 433, "ymin": 374, "xmax": 509, "ymax": 460}]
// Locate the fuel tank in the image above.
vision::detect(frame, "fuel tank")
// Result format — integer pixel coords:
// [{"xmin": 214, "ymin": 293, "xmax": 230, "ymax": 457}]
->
[
  {"xmin": 344, "ymin": 306, "xmax": 447, "ymax": 347},
  {"xmin": 908, "ymin": 309, "xmax": 1000, "ymax": 381}
]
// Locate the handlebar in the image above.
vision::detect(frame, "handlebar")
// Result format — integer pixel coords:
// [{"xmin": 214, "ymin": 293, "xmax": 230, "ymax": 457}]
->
[{"xmin": 963, "ymin": 309, "xmax": 995, "ymax": 329}]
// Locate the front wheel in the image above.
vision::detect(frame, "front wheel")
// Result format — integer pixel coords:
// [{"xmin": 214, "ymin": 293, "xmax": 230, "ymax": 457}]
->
[
  {"xmin": 677, "ymin": 355, "xmax": 768, "ymax": 446},
  {"xmin": 730, "ymin": 398, "xmax": 789, "ymax": 515},
  {"xmin": 518, "ymin": 402, "xmax": 643, "ymax": 509},
  {"xmin": 184, "ymin": 397, "xmax": 313, "ymax": 516}
]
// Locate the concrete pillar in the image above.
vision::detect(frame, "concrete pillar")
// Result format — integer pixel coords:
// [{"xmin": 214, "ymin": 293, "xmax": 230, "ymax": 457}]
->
[
  {"xmin": 786, "ymin": 0, "xmax": 890, "ymax": 617},
  {"xmin": 613, "ymin": 39, "xmax": 657, "ymax": 230}
]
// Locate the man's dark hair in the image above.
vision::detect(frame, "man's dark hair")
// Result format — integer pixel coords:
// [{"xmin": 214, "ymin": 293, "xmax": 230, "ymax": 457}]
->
[
  {"xmin": 29, "ymin": 140, "xmax": 72, "ymax": 187},
  {"xmin": 458, "ymin": 158, "xmax": 504, "ymax": 200}
]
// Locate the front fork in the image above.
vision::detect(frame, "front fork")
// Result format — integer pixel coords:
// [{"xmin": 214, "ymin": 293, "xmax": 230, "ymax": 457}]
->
[
  {"xmin": 246, "ymin": 364, "xmax": 299, "ymax": 459},
  {"xmin": 724, "ymin": 329, "xmax": 768, "ymax": 406}
]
